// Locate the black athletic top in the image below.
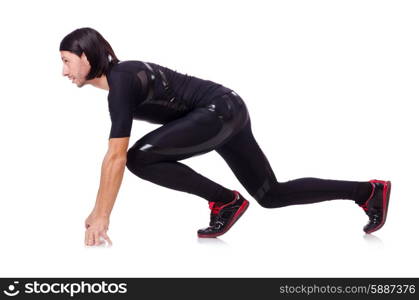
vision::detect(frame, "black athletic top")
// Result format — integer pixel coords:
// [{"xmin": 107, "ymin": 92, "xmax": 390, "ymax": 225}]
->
[{"xmin": 105, "ymin": 60, "xmax": 233, "ymax": 139}]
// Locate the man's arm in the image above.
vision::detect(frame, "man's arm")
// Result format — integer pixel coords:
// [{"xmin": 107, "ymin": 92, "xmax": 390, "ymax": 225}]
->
[{"xmin": 92, "ymin": 137, "xmax": 130, "ymax": 217}]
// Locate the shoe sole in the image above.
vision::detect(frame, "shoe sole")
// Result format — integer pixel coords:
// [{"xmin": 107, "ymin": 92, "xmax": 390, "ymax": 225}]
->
[
  {"xmin": 198, "ymin": 200, "xmax": 249, "ymax": 238},
  {"xmin": 365, "ymin": 180, "xmax": 391, "ymax": 234}
]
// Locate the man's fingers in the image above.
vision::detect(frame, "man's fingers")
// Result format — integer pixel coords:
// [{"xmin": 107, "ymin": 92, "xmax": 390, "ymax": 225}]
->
[
  {"xmin": 85, "ymin": 229, "xmax": 95, "ymax": 246},
  {"xmin": 88, "ymin": 231, "xmax": 94, "ymax": 246},
  {"xmin": 94, "ymin": 231, "xmax": 100, "ymax": 246},
  {"xmin": 84, "ymin": 221, "xmax": 111, "ymax": 246},
  {"xmin": 85, "ymin": 230, "xmax": 88, "ymax": 246},
  {"xmin": 85, "ymin": 230, "xmax": 92, "ymax": 246},
  {"xmin": 90, "ymin": 232, "xmax": 95, "ymax": 246},
  {"xmin": 101, "ymin": 232, "xmax": 113, "ymax": 246}
]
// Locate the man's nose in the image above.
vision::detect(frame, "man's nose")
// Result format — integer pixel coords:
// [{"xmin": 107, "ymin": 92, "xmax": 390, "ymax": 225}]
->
[{"xmin": 62, "ymin": 66, "xmax": 69, "ymax": 77}]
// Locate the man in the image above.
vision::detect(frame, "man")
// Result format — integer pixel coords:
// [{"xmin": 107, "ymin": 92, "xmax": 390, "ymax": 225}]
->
[{"xmin": 60, "ymin": 27, "xmax": 391, "ymax": 247}]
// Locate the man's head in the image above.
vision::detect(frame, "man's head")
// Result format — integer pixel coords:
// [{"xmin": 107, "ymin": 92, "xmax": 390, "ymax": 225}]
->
[{"xmin": 59, "ymin": 27, "xmax": 119, "ymax": 88}]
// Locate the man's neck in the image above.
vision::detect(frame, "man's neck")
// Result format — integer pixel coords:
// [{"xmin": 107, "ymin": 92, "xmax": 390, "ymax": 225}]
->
[{"xmin": 87, "ymin": 75, "xmax": 109, "ymax": 91}]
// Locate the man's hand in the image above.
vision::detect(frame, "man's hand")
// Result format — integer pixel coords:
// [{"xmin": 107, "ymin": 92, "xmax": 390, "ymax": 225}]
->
[{"xmin": 84, "ymin": 212, "xmax": 113, "ymax": 246}]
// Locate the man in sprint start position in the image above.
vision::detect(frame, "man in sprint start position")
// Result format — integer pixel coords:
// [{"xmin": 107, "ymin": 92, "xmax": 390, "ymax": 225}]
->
[{"xmin": 59, "ymin": 27, "xmax": 391, "ymax": 246}]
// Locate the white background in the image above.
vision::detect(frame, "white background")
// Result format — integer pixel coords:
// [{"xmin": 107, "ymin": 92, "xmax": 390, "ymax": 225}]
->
[{"xmin": 0, "ymin": 0, "xmax": 418, "ymax": 277}]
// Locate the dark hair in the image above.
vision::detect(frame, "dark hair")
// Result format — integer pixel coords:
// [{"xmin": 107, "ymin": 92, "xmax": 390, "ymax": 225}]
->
[{"xmin": 59, "ymin": 27, "xmax": 120, "ymax": 80}]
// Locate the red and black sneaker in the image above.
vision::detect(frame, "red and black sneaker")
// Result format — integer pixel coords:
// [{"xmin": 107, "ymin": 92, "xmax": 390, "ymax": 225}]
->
[
  {"xmin": 198, "ymin": 190, "xmax": 249, "ymax": 238},
  {"xmin": 358, "ymin": 179, "xmax": 392, "ymax": 234}
]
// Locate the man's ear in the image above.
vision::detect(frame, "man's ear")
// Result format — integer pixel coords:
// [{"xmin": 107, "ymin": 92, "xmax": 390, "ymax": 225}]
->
[{"xmin": 81, "ymin": 52, "xmax": 90, "ymax": 65}]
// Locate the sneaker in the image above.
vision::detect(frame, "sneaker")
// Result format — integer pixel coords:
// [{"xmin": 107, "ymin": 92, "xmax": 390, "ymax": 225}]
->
[
  {"xmin": 358, "ymin": 179, "xmax": 392, "ymax": 234},
  {"xmin": 198, "ymin": 190, "xmax": 249, "ymax": 238}
]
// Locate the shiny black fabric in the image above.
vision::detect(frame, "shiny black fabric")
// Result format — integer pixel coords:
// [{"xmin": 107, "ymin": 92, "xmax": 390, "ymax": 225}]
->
[{"xmin": 108, "ymin": 60, "xmax": 371, "ymax": 206}]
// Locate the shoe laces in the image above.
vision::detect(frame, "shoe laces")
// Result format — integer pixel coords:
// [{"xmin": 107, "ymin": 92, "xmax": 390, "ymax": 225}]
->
[
  {"xmin": 208, "ymin": 201, "xmax": 223, "ymax": 215},
  {"xmin": 370, "ymin": 213, "xmax": 380, "ymax": 224},
  {"xmin": 208, "ymin": 191, "xmax": 238, "ymax": 215},
  {"xmin": 359, "ymin": 202, "xmax": 369, "ymax": 212}
]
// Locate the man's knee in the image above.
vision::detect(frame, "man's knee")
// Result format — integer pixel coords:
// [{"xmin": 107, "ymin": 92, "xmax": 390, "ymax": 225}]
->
[
  {"xmin": 126, "ymin": 147, "xmax": 139, "ymax": 173},
  {"xmin": 126, "ymin": 143, "xmax": 165, "ymax": 175},
  {"xmin": 254, "ymin": 191, "xmax": 290, "ymax": 209},
  {"xmin": 255, "ymin": 197, "xmax": 276, "ymax": 208},
  {"xmin": 126, "ymin": 145, "xmax": 150, "ymax": 174}
]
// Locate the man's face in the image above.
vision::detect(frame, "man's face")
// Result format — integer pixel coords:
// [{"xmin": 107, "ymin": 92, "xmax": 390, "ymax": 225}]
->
[{"xmin": 60, "ymin": 50, "xmax": 91, "ymax": 88}]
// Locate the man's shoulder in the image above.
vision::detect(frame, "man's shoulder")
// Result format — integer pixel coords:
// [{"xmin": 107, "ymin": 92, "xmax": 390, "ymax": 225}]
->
[{"xmin": 111, "ymin": 60, "xmax": 147, "ymax": 73}]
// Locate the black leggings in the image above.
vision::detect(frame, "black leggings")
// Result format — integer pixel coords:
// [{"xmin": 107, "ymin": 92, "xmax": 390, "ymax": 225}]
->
[{"xmin": 126, "ymin": 91, "xmax": 369, "ymax": 207}]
